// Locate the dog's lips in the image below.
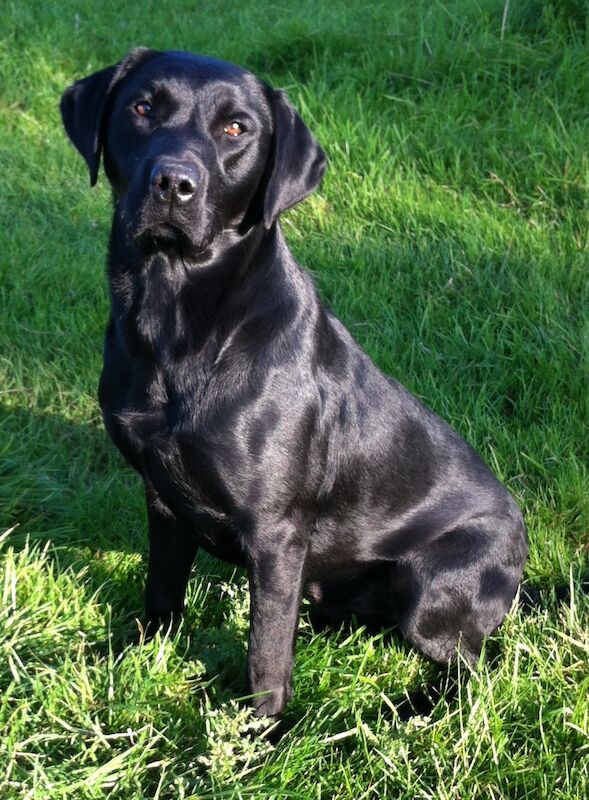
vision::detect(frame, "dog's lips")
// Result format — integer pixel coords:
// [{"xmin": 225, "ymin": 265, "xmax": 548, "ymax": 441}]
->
[
  {"xmin": 140, "ymin": 221, "xmax": 189, "ymax": 243},
  {"xmin": 134, "ymin": 220, "xmax": 210, "ymax": 255}
]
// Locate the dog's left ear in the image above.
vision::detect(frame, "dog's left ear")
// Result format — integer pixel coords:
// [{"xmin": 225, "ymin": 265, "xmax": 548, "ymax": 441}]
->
[
  {"xmin": 60, "ymin": 48, "xmax": 156, "ymax": 186},
  {"xmin": 263, "ymin": 90, "xmax": 327, "ymax": 229}
]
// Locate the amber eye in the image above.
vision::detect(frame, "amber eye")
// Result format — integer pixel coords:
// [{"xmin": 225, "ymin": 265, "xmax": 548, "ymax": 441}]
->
[
  {"xmin": 134, "ymin": 101, "xmax": 152, "ymax": 117},
  {"xmin": 223, "ymin": 121, "xmax": 243, "ymax": 137}
]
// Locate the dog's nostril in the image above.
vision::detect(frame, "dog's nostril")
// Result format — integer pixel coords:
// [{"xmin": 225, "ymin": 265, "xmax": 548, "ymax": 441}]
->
[
  {"xmin": 177, "ymin": 177, "xmax": 195, "ymax": 200},
  {"xmin": 151, "ymin": 170, "xmax": 171, "ymax": 198},
  {"xmin": 156, "ymin": 174, "xmax": 169, "ymax": 192}
]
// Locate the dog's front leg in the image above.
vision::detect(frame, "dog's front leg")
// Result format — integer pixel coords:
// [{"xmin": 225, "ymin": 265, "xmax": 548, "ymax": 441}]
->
[
  {"xmin": 143, "ymin": 485, "xmax": 199, "ymax": 634},
  {"xmin": 246, "ymin": 521, "xmax": 308, "ymax": 717}
]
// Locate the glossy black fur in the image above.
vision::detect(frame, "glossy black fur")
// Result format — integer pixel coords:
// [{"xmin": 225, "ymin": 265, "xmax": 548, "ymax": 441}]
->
[{"xmin": 61, "ymin": 49, "xmax": 528, "ymax": 717}]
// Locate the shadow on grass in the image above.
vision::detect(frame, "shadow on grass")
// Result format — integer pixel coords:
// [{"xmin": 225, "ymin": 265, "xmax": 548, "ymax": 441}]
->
[{"xmin": 0, "ymin": 403, "xmax": 250, "ymax": 699}]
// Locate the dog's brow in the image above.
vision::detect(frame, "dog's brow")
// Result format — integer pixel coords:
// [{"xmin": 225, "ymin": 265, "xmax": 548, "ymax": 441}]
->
[
  {"xmin": 141, "ymin": 77, "xmax": 254, "ymax": 113},
  {"xmin": 149, "ymin": 77, "xmax": 191, "ymax": 96}
]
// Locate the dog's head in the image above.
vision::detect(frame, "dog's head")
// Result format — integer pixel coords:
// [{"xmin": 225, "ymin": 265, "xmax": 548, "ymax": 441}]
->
[{"xmin": 61, "ymin": 49, "xmax": 326, "ymax": 257}]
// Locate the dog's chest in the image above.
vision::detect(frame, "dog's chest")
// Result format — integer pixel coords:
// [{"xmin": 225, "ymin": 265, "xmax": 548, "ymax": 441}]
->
[{"xmin": 101, "ymin": 328, "xmax": 247, "ymax": 530}]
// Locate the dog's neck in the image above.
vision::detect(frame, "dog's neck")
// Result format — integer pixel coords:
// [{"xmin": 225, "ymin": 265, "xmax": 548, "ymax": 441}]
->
[{"xmin": 107, "ymin": 219, "xmax": 299, "ymax": 363}]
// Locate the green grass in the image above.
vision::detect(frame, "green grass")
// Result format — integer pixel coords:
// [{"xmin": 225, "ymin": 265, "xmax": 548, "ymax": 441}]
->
[{"xmin": 1, "ymin": 0, "xmax": 588, "ymax": 796}]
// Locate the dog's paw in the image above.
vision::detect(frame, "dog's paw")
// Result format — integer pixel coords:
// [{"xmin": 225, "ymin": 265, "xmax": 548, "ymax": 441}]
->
[{"xmin": 251, "ymin": 681, "xmax": 293, "ymax": 718}]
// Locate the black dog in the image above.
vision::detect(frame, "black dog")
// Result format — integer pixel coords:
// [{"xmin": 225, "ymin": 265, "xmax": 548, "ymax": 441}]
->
[{"xmin": 61, "ymin": 49, "xmax": 527, "ymax": 717}]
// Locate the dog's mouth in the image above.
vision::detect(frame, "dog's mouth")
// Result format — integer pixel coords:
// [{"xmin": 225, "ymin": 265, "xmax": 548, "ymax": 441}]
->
[
  {"xmin": 138, "ymin": 221, "xmax": 191, "ymax": 247},
  {"xmin": 134, "ymin": 221, "xmax": 213, "ymax": 257}
]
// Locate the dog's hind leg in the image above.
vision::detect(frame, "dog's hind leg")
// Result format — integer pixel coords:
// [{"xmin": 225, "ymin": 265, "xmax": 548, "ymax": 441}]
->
[{"xmin": 391, "ymin": 517, "xmax": 527, "ymax": 664}]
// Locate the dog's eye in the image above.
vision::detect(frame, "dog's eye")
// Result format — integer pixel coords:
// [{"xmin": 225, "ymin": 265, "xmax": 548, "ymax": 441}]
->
[
  {"xmin": 134, "ymin": 101, "xmax": 153, "ymax": 118},
  {"xmin": 223, "ymin": 121, "xmax": 244, "ymax": 137}
]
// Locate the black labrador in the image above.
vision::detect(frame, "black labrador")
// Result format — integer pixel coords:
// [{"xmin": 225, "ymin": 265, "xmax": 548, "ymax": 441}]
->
[{"xmin": 61, "ymin": 49, "xmax": 527, "ymax": 717}]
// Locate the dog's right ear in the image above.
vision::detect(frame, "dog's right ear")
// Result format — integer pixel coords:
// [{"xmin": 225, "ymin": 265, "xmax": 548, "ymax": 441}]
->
[
  {"xmin": 60, "ymin": 48, "xmax": 156, "ymax": 186},
  {"xmin": 262, "ymin": 90, "xmax": 327, "ymax": 229}
]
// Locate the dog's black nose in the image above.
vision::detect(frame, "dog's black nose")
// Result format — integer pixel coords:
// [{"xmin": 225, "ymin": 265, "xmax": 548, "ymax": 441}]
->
[{"xmin": 150, "ymin": 162, "xmax": 198, "ymax": 203}]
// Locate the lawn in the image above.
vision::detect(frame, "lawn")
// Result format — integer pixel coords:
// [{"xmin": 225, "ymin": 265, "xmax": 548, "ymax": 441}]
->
[{"xmin": 0, "ymin": 0, "xmax": 588, "ymax": 797}]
